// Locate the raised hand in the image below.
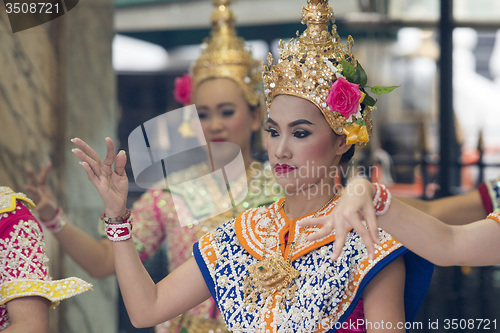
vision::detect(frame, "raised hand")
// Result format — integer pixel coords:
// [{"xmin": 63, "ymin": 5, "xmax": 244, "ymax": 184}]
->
[
  {"xmin": 72, "ymin": 137, "xmax": 129, "ymax": 217},
  {"xmin": 25, "ymin": 162, "xmax": 58, "ymax": 221},
  {"xmin": 298, "ymin": 178, "xmax": 380, "ymax": 260}
]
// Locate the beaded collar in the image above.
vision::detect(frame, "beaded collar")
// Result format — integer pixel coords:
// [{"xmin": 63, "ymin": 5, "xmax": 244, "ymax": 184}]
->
[
  {"xmin": 235, "ymin": 195, "xmax": 340, "ymax": 262},
  {"xmin": 242, "ymin": 195, "xmax": 337, "ymax": 308}
]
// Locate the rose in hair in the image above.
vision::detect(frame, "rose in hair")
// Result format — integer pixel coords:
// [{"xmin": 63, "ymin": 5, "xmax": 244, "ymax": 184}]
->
[
  {"xmin": 326, "ymin": 77, "xmax": 364, "ymax": 121},
  {"xmin": 174, "ymin": 74, "xmax": 192, "ymax": 106}
]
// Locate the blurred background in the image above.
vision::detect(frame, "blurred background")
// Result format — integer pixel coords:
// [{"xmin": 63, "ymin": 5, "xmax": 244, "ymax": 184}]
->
[{"xmin": 1, "ymin": 0, "xmax": 500, "ymax": 332}]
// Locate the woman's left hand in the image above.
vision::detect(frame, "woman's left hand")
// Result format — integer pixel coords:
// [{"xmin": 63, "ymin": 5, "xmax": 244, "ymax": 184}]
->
[
  {"xmin": 71, "ymin": 137, "xmax": 129, "ymax": 218},
  {"xmin": 25, "ymin": 162, "xmax": 59, "ymax": 221},
  {"xmin": 298, "ymin": 178, "xmax": 381, "ymax": 260}
]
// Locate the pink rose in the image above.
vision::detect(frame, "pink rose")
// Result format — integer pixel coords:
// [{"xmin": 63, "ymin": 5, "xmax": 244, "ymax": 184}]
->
[
  {"xmin": 174, "ymin": 74, "xmax": 192, "ymax": 106},
  {"xmin": 326, "ymin": 77, "xmax": 362, "ymax": 119}
]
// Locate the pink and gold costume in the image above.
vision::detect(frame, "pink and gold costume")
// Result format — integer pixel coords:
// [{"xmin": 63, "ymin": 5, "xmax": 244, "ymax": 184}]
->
[{"xmin": 0, "ymin": 187, "xmax": 91, "ymax": 330}]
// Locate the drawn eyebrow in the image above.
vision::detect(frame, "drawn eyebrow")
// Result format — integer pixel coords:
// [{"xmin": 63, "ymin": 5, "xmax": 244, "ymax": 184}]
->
[
  {"xmin": 266, "ymin": 117, "xmax": 314, "ymax": 127},
  {"xmin": 289, "ymin": 119, "xmax": 314, "ymax": 127},
  {"xmin": 266, "ymin": 117, "xmax": 278, "ymax": 126},
  {"xmin": 218, "ymin": 102, "xmax": 236, "ymax": 108}
]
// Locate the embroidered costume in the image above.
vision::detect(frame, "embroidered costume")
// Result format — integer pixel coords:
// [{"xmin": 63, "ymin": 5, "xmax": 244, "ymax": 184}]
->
[
  {"xmin": 0, "ymin": 187, "xmax": 91, "ymax": 330},
  {"xmin": 194, "ymin": 197, "xmax": 433, "ymax": 332}
]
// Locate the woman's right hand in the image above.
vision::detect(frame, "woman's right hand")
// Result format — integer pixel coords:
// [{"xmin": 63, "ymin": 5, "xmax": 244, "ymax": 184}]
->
[
  {"xmin": 72, "ymin": 137, "xmax": 129, "ymax": 217},
  {"xmin": 299, "ymin": 178, "xmax": 381, "ymax": 260},
  {"xmin": 25, "ymin": 163, "xmax": 59, "ymax": 221}
]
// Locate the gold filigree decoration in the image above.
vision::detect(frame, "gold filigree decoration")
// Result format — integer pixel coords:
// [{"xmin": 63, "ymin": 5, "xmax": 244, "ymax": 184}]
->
[
  {"xmin": 263, "ymin": 0, "xmax": 374, "ymax": 145},
  {"xmin": 191, "ymin": 0, "xmax": 263, "ymax": 107}
]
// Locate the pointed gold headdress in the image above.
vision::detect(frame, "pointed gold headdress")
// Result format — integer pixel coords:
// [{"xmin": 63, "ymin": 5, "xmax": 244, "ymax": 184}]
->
[
  {"xmin": 263, "ymin": 0, "xmax": 396, "ymax": 145},
  {"xmin": 190, "ymin": 0, "xmax": 262, "ymax": 107}
]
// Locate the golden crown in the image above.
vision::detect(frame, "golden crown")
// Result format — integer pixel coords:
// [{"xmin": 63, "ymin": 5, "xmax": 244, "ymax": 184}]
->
[
  {"xmin": 191, "ymin": 0, "xmax": 262, "ymax": 107},
  {"xmin": 263, "ymin": 0, "xmax": 396, "ymax": 145}
]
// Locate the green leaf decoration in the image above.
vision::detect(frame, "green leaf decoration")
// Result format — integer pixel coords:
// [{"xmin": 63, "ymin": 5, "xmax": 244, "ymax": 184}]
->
[
  {"xmin": 341, "ymin": 59, "xmax": 355, "ymax": 80},
  {"xmin": 353, "ymin": 61, "xmax": 368, "ymax": 88},
  {"xmin": 369, "ymin": 85, "xmax": 399, "ymax": 95},
  {"xmin": 362, "ymin": 93, "xmax": 377, "ymax": 107}
]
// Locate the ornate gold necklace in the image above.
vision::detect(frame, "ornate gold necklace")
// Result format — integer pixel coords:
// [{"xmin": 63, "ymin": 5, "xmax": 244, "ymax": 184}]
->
[{"xmin": 243, "ymin": 195, "xmax": 336, "ymax": 309}]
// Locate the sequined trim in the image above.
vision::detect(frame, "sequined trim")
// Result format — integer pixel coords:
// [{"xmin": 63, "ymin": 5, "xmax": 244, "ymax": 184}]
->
[
  {"xmin": 0, "ymin": 277, "xmax": 92, "ymax": 308},
  {"xmin": 487, "ymin": 210, "xmax": 500, "ymax": 224},
  {"xmin": 234, "ymin": 196, "xmax": 342, "ymax": 261},
  {"xmin": 0, "ymin": 187, "xmax": 34, "ymax": 214},
  {"xmin": 198, "ymin": 231, "xmax": 220, "ymax": 278}
]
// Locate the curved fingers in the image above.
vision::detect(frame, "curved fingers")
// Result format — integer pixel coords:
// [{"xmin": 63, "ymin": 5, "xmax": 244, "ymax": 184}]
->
[
  {"xmin": 80, "ymin": 161, "xmax": 99, "ymax": 185},
  {"xmin": 25, "ymin": 164, "xmax": 51, "ymax": 204},
  {"xmin": 300, "ymin": 215, "xmax": 333, "ymax": 241},
  {"xmin": 37, "ymin": 162, "xmax": 52, "ymax": 185},
  {"xmin": 362, "ymin": 203, "xmax": 380, "ymax": 246},
  {"xmin": 114, "ymin": 150, "xmax": 127, "ymax": 177},
  {"xmin": 331, "ymin": 226, "xmax": 348, "ymax": 261},
  {"xmin": 72, "ymin": 148, "xmax": 102, "ymax": 177},
  {"xmin": 23, "ymin": 184, "xmax": 39, "ymax": 203},
  {"xmin": 351, "ymin": 221, "xmax": 376, "ymax": 261},
  {"xmin": 26, "ymin": 168, "xmax": 38, "ymax": 186},
  {"xmin": 72, "ymin": 138, "xmax": 104, "ymax": 165},
  {"xmin": 103, "ymin": 137, "xmax": 117, "ymax": 167},
  {"xmin": 341, "ymin": 208, "xmax": 378, "ymax": 260}
]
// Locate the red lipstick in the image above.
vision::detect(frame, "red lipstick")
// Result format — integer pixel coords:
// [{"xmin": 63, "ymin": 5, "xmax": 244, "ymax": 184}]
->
[{"xmin": 275, "ymin": 163, "xmax": 296, "ymax": 174}]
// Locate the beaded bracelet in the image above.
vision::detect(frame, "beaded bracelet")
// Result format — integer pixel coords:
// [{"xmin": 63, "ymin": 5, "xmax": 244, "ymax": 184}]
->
[
  {"xmin": 101, "ymin": 209, "xmax": 133, "ymax": 241},
  {"xmin": 100, "ymin": 209, "xmax": 131, "ymax": 223},
  {"xmin": 486, "ymin": 210, "xmax": 500, "ymax": 224},
  {"xmin": 104, "ymin": 221, "xmax": 133, "ymax": 241},
  {"xmin": 372, "ymin": 183, "xmax": 392, "ymax": 216},
  {"xmin": 39, "ymin": 207, "xmax": 67, "ymax": 233}
]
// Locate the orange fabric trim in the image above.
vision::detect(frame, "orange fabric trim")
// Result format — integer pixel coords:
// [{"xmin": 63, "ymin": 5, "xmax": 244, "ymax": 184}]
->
[
  {"xmin": 234, "ymin": 198, "xmax": 285, "ymax": 260},
  {"xmin": 199, "ymin": 232, "xmax": 218, "ymax": 271},
  {"xmin": 235, "ymin": 196, "xmax": 343, "ymax": 262},
  {"xmin": 293, "ymin": 226, "xmax": 347, "ymax": 260},
  {"xmin": 289, "ymin": 195, "xmax": 341, "ymax": 261},
  {"xmin": 487, "ymin": 211, "xmax": 500, "ymax": 224}
]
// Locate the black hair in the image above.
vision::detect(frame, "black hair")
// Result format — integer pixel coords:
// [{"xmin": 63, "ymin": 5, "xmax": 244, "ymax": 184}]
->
[{"xmin": 340, "ymin": 145, "xmax": 356, "ymax": 164}]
